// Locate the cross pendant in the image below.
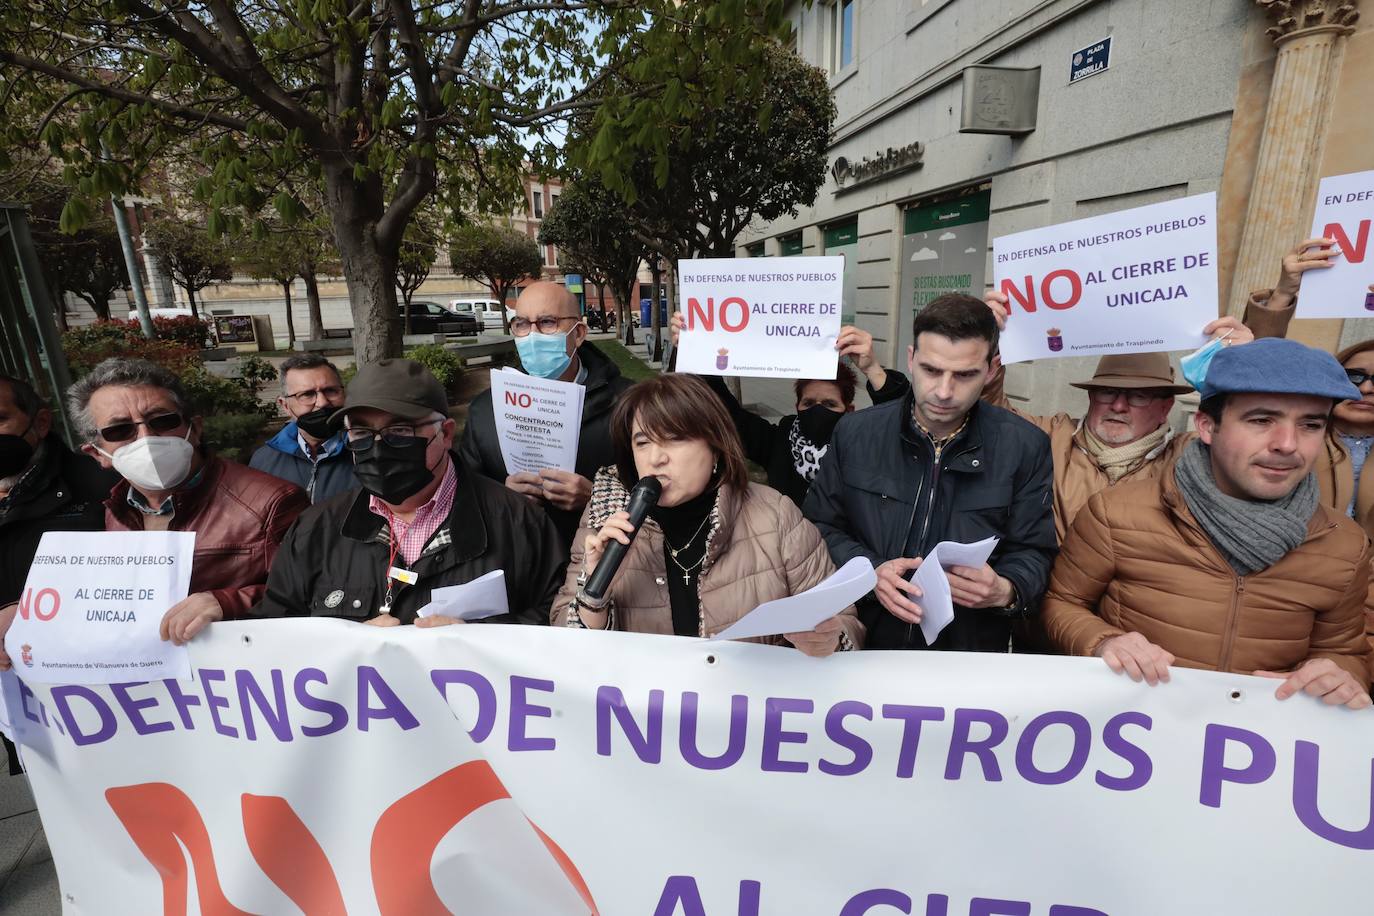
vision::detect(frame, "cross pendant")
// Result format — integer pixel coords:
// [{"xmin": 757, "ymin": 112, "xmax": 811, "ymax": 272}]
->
[{"xmin": 683, "ymin": 571, "xmax": 692, "ymax": 585}]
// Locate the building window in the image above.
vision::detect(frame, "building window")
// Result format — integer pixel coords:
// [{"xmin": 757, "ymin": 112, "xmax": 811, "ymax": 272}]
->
[
  {"xmin": 779, "ymin": 232, "xmax": 803, "ymax": 256},
  {"xmin": 829, "ymin": 0, "xmax": 855, "ymax": 73},
  {"xmin": 532, "ymin": 189, "xmax": 544, "ymax": 219},
  {"xmin": 746, "ymin": 241, "xmax": 765, "ymax": 258}
]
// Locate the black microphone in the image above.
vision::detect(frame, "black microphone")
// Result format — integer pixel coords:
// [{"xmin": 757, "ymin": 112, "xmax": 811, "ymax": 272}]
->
[{"xmin": 583, "ymin": 476, "xmax": 662, "ymax": 602}]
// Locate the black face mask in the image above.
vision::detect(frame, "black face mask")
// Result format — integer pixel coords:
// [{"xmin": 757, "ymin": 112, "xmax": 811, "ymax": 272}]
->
[
  {"xmin": 796, "ymin": 405, "xmax": 844, "ymax": 446},
  {"xmin": 0, "ymin": 422, "xmax": 35, "ymax": 479},
  {"xmin": 352, "ymin": 438, "xmax": 435, "ymax": 505},
  {"xmin": 296, "ymin": 407, "xmax": 338, "ymax": 441}
]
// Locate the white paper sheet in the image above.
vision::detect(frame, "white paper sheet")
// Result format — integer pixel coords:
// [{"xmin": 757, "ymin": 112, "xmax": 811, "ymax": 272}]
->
[
  {"xmin": 416, "ymin": 569, "xmax": 510, "ymax": 622},
  {"xmin": 1297, "ymin": 170, "xmax": 1374, "ymax": 318},
  {"xmin": 913, "ymin": 536, "xmax": 1000, "ymax": 646},
  {"xmin": 489, "ymin": 367, "xmax": 585, "ymax": 476},
  {"xmin": 710, "ymin": 557, "xmax": 875, "ymax": 642},
  {"xmin": 3, "ymin": 531, "xmax": 194, "ymax": 685}
]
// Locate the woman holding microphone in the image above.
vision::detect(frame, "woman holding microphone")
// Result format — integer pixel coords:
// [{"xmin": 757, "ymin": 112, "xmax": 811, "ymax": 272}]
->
[{"xmin": 552, "ymin": 374, "xmax": 863, "ymax": 655}]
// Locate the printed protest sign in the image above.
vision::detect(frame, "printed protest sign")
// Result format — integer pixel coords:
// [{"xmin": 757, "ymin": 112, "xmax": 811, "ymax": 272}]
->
[
  {"xmin": 488, "ymin": 367, "xmax": 585, "ymax": 475},
  {"xmin": 3, "ymin": 531, "xmax": 193, "ymax": 684},
  {"xmin": 676, "ymin": 256, "xmax": 843, "ymax": 379},
  {"xmin": 1298, "ymin": 170, "xmax": 1374, "ymax": 318},
  {"xmin": 993, "ymin": 193, "xmax": 1218, "ymax": 364},
  {"xmin": 10, "ymin": 623, "xmax": 1373, "ymax": 915}
]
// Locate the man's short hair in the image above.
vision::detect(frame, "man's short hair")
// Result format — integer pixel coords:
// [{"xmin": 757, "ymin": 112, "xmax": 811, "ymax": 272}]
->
[
  {"xmin": 1198, "ymin": 393, "xmax": 1228, "ymax": 425},
  {"xmin": 911, "ymin": 293, "xmax": 999, "ymax": 363},
  {"xmin": 68, "ymin": 359, "xmax": 190, "ymax": 442},
  {"xmin": 0, "ymin": 374, "xmax": 46, "ymax": 420},
  {"xmin": 278, "ymin": 354, "xmax": 341, "ymax": 392}
]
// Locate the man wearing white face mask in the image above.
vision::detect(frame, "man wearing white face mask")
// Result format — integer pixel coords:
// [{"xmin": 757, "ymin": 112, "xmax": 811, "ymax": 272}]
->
[
  {"xmin": 68, "ymin": 359, "xmax": 309, "ymax": 645},
  {"xmin": 460, "ymin": 280, "xmax": 634, "ymax": 548}
]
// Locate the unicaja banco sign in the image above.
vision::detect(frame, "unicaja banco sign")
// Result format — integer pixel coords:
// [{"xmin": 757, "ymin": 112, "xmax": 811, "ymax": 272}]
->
[{"xmin": 830, "ymin": 141, "xmax": 924, "ymax": 192}]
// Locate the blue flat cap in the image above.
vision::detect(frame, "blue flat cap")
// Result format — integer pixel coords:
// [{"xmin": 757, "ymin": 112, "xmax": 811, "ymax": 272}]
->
[{"xmin": 1199, "ymin": 337, "xmax": 1360, "ymax": 402}]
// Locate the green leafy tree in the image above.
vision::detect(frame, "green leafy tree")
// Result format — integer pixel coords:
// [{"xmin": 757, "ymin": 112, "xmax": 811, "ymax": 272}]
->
[
  {"xmin": 142, "ymin": 216, "xmax": 233, "ymax": 321},
  {"xmin": 579, "ymin": 43, "xmax": 836, "ymax": 263},
  {"xmin": 539, "ymin": 178, "xmax": 645, "ymax": 341},
  {"xmin": 1, "ymin": 1, "xmax": 794, "ymax": 361},
  {"xmin": 448, "ymin": 224, "xmax": 542, "ymax": 334},
  {"xmin": 239, "ymin": 229, "xmax": 306, "ymax": 346},
  {"xmin": 398, "ymin": 216, "xmax": 439, "ymax": 334}
]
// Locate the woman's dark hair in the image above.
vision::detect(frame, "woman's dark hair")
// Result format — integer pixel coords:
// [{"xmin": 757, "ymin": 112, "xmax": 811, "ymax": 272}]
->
[
  {"xmin": 912, "ymin": 293, "xmax": 998, "ymax": 363},
  {"xmin": 610, "ymin": 374, "xmax": 750, "ymax": 492},
  {"xmin": 793, "ymin": 361, "xmax": 858, "ymax": 407}
]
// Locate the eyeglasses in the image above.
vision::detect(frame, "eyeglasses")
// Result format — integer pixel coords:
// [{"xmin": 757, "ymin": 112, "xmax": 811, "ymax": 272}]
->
[
  {"xmin": 284, "ymin": 386, "xmax": 343, "ymax": 405},
  {"xmin": 344, "ymin": 418, "xmax": 442, "ymax": 451},
  {"xmin": 510, "ymin": 316, "xmax": 579, "ymax": 338},
  {"xmin": 1346, "ymin": 370, "xmax": 1374, "ymax": 387},
  {"xmin": 1087, "ymin": 388, "xmax": 1166, "ymax": 408},
  {"xmin": 98, "ymin": 413, "xmax": 186, "ymax": 443}
]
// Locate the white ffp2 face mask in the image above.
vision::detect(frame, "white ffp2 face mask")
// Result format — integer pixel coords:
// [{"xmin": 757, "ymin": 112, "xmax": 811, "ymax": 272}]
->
[{"xmin": 98, "ymin": 433, "xmax": 196, "ymax": 491}]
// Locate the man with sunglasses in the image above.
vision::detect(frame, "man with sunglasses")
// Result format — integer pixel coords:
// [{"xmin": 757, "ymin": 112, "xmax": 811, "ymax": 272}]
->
[
  {"xmin": 459, "ymin": 280, "xmax": 634, "ymax": 548},
  {"xmin": 66, "ymin": 358, "xmax": 308, "ymax": 646},
  {"xmin": 255, "ymin": 358, "xmax": 564, "ymax": 626},
  {"xmin": 249, "ymin": 354, "xmax": 357, "ymax": 502}
]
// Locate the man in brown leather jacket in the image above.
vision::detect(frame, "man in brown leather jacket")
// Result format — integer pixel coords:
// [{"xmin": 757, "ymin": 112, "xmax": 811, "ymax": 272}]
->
[
  {"xmin": 67, "ymin": 358, "xmax": 308, "ymax": 645},
  {"xmin": 1043, "ymin": 338, "xmax": 1371, "ymax": 709}
]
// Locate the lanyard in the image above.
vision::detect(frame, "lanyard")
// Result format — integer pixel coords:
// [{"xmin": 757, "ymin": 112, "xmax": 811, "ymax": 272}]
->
[{"xmin": 378, "ymin": 513, "xmax": 418, "ymax": 616}]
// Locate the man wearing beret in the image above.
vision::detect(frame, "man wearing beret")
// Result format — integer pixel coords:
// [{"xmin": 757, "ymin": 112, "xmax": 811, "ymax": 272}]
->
[
  {"xmin": 253, "ymin": 359, "xmax": 565, "ymax": 626},
  {"xmin": 1043, "ymin": 338, "xmax": 1372, "ymax": 709}
]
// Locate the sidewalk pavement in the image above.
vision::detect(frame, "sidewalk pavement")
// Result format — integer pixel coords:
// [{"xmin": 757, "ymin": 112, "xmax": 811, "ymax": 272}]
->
[{"xmin": 0, "ymin": 771, "xmax": 59, "ymax": 915}]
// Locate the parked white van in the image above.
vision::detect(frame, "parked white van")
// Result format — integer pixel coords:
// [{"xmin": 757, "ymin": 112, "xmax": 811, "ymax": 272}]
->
[{"xmin": 447, "ymin": 298, "xmax": 508, "ymax": 330}]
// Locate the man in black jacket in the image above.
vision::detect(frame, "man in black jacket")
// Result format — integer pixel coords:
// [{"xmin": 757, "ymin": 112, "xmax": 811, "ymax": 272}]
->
[
  {"xmin": 254, "ymin": 359, "xmax": 564, "ymax": 625},
  {"xmin": 804, "ymin": 294, "xmax": 1056, "ymax": 652},
  {"xmin": 459, "ymin": 281, "xmax": 634, "ymax": 547},
  {"xmin": 0, "ymin": 374, "xmax": 118, "ymax": 771}
]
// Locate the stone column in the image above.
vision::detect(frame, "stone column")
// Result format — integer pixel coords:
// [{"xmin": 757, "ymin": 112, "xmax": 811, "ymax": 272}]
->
[{"xmin": 1227, "ymin": 0, "xmax": 1360, "ymax": 324}]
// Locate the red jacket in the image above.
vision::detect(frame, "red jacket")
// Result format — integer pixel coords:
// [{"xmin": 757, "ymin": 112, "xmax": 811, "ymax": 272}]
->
[{"xmin": 105, "ymin": 456, "xmax": 308, "ymax": 618}]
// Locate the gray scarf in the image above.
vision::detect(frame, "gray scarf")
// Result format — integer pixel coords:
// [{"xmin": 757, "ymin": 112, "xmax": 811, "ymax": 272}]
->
[{"xmin": 1173, "ymin": 439, "xmax": 1317, "ymax": 576}]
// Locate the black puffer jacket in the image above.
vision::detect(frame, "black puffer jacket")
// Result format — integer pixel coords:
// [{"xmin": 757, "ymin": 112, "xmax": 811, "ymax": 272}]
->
[
  {"xmin": 459, "ymin": 341, "xmax": 634, "ymax": 547},
  {"xmin": 251, "ymin": 456, "xmax": 565, "ymax": 625},
  {"xmin": 803, "ymin": 393, "xmax": 1057, "ymax": 651}
]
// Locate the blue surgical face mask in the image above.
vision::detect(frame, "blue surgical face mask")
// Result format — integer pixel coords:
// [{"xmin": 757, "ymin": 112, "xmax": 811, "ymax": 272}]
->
[
  {"xmin": 516, "ymin": 327, "xmax": 574, "ymax": 379},
  {"xmin": 1180, "ymin": 335, "xmax": 1227, "ymax": 390}
]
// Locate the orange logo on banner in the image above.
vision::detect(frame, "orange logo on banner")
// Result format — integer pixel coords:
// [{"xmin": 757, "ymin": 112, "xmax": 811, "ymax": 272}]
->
[{"xmin": 105, "ymin": 760, "xmax": 598, "ymax": 915}]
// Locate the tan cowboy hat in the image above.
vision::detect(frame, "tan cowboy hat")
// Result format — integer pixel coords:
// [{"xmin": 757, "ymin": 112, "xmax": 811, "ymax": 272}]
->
[{"xmin": 1068, "ymin": 352, "xmax": 1193, "ymax": 395}]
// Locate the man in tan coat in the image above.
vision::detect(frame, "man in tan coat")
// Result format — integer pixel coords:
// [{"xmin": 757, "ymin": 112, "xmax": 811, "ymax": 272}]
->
[
  {"xmin": 983, "ymin": 294, "xmax": 1264, "ymax": 541},
  {"xmin": 1043, "ymin": 338, "xmax": 1371, "ymax": 709}
]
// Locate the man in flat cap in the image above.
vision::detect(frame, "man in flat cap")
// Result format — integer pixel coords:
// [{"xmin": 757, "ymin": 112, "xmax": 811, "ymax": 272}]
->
[
  {"xmin": 254, "ymin": 359, "xmax": 565, "ymax": 626},
  {"xmin": 1043, "ymin": 338, "xmax": 1372, "ymax": 709}
]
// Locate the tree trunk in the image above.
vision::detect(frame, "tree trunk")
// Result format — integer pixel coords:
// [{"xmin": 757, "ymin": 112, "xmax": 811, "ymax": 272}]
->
[
  {"xmin": 280, "ymin": 280, "xmax": 296, "ymax": 347},
  {"xmin": 186, "ymin": 285, "xmax": 200, "ymax": 321},
  {"xmin": 303, "ymin": 271, "xmax": 325, "ymax": 340},
  {"xmin": 323, "ymin": 165, "xmax": 401, "ymax": 361},
  {"xmin": 493, "ymin": 281, "xmax": 512, "ymax": 335},
  {"xmin": 51, "ymin": 285, "xmax": 69, "ymax": 331}
]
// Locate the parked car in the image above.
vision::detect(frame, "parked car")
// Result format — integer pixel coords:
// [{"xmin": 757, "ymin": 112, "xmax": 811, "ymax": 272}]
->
[
  {"xmin": 404, "ymin": 301, "xmax": 479, "ymax": 336},
  {"xmin": 448, "ymin": 298, "xmax": 508, "ymax": 330}
]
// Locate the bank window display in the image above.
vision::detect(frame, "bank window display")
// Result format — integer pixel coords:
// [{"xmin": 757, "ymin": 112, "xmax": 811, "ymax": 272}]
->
[
  {"xmin": 823, "ymin": 217, "xmax": 858, "ymax": 325},
  {"xmin": 779, "ymin": 232, "xmax": 803, "ymax": 256},
  {"xmin": 896, "ymin": 189, "xmax": 991, "ymax": 359},
  {"xmin": 746, "ymin": 241, "xmax": 765, "ymax": 258}
]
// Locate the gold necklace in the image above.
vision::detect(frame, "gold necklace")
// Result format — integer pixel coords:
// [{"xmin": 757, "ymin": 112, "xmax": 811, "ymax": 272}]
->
[
  {"xmin": 667, "ymin": 546, "xmax": 709, "ymax": 585},
  {"xmin": 665, "ymin": 512, "xmax": 712, "ymax": 584}
]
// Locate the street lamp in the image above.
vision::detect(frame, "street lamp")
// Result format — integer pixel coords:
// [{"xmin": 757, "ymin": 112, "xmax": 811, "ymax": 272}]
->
[{"xmin": 649, "ymin": 252, "xmax": 664, "ymax": 364}]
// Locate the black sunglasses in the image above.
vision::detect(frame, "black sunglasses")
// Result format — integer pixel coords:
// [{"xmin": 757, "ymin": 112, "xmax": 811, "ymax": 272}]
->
[
  {"xmin": 98, "ymin": 413, "xmax": 186, "ymax": 443},
  {"xmin": 1346, "ymin": 370, "xmax": 1374, "ymax": 387}
]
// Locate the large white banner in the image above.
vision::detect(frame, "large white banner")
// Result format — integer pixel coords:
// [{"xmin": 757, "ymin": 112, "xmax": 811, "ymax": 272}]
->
[
  {"xmin": 1299, "ymin": 170, "xmax": 1374, "ymax": 318},
  {"xmin": 993, "ymin": 194, "xmax": 1218, "ymax": 364},
  {"xmin": 677, "ymin": 256, "xmax": 843, "ymax": 379},
  {"xmin": 8, "ymin": 622, "xmax": 1372, "ymax": 915}
]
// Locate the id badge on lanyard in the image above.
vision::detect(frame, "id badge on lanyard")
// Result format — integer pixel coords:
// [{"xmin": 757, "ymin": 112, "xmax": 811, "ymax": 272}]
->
[{"xmin": 379, "ymin": 523, "xmax": 420, "ymax": 617}]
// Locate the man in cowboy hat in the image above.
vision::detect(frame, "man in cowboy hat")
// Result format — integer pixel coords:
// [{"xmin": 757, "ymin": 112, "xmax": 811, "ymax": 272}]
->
[{"xmin": 983, "ymin": 293, "xmax": 1255, "ymax": 540}]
